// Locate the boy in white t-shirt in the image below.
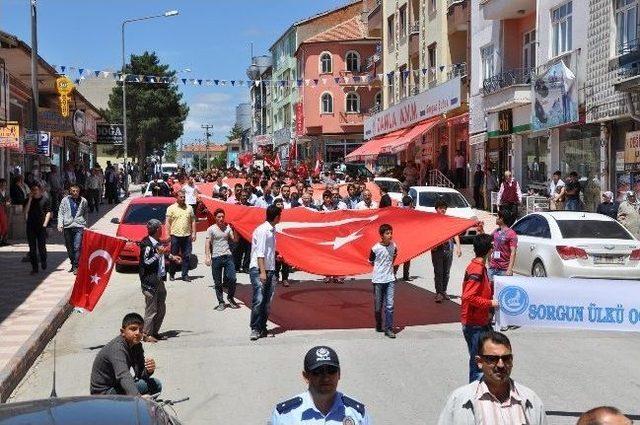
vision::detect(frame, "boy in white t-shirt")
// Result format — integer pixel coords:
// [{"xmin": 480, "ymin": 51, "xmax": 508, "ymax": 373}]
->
[{"xmin": 368, "ymin": 224, "xmax": 398, "ymax": 339}]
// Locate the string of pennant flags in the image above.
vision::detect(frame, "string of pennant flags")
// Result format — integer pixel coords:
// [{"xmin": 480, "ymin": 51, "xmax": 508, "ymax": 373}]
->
[{"xmin": 50, "ymin": 63, "xmax": 466, "ymax": 88}]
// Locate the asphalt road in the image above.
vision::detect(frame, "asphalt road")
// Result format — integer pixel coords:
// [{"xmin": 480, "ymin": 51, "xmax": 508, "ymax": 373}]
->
[{"xmin": 7, "ymin": 212, "xmax": 640, "ymax": 424}]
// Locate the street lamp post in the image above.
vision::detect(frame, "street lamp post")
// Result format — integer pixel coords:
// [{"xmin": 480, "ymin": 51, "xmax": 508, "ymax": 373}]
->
[{"xmin": 121, "ymin": 9, "xmax": 178, "ymax": 190}]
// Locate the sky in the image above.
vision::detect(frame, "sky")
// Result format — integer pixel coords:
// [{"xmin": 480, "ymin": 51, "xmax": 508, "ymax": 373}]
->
[{"xmin": 1, "ymin": 0, "xmax": 350, "ymax": 145}]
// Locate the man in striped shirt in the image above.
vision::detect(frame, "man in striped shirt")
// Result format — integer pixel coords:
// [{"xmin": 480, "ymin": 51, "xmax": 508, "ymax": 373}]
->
[{"xmin": 438, "ymin": 331, "xmax": 547, "ymax": 425}]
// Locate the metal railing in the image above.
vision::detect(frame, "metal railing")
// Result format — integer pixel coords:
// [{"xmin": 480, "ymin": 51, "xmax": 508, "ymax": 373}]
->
[
  {"xmin": 367, "ymin": 104, "xmax": 383, "ymax": 115},
  {"xmin": 428, "ymin": 169, "xmax": 455, "ymax": 188},
  {"xmin": 410, "ymin": 21, "xmax": 420, "ymax": 35},
  {"xmin": 366, "ymin": 53, "xmax": 382, "ymax": 69},
  {"xmin": 617, "ymin": 61, "xmax": 640, "ymax": 80},
  {"xmin": 481, "ymin": 68, "xmax": 535, "ymax": 95},
  {"xmin": 447, "ymin": 62, "xmax": 467, "ymax": 79},
  {"xmin": 618, "ymin": 38, "xmax": 640, "ymax": 56}
]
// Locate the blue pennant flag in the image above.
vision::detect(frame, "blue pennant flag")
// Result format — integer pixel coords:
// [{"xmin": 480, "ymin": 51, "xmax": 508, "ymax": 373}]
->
[
  {"xmin": 94, "ymin": 70, "xmax": 100, "ymax": 77},
  {"xmin": 78, "ymin": 68, "xmax": 84, "ymax": 75},
  {"xmin": 197, "ymin": 79, "xmax": 203, "ymax": 85},
  {"xmin": 313, "ymin": 79, "xmax": 319, "ymax": 85},
  {"xmin": 387, "ymin": 72, "xmax": 394, "ymax": 82},
  {"xmin": 297, "ymin": 79, "xmax": 303, "ymax": 87},
  {"xmin": 334, "ymin": 77, "xmax": 341, "ymax": 84},
  {"xmin": 181, "ymin": 78, "xmax": 187, "ymax": 85},
  {"xmin": 403, "ymin": 70, "xmax": 410, "ymax": 78},
  {"xmin": 422, "ymin": 68, "xmax": 428, "ymax": 75},
  {"xmin": 353, "ymin": 76, "xmax": 361, "ymax": 83},
  {"xmin": 60, "ymin": 66, "xmax": 66, "ymax": 73},
  {"xmin": 214, "ymin": 80, "xmax": 220, "ymax": 85},
  {"xmin": 74, "ymin": 79, "xmax": 80, "ymax": 84},
  {"xmin": 439, "ymin": 66, "xmax": 445, "ymax": 72},
  {"xmin": 231, "ymin": 80, "xmax": 236, "ymax": 86}
]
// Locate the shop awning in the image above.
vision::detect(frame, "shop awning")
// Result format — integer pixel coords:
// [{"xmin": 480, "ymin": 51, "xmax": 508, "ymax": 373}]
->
[
  {"xmin": 380, "ymin": 117, "xmax": 440, "ymax": 155},
  {"xmin": 345, "ymin": 128, "xmax": 408, "ymax": 162}
]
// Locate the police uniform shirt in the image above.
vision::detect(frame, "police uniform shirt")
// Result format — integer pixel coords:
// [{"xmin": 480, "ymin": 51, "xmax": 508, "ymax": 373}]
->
[{"xmin": 271, "ymin": 390, "xmax": 370, "ymax": 425}]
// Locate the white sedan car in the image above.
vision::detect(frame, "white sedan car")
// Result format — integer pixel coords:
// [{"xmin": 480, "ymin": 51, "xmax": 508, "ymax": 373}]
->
[
  {"xmin": 409, "ymin": 186, "xmax": 479, "ymax": 239},
  {"xmin": 511, "ymin": 211, "xmax": 640, "ymax": 279},
  {"xmin": 374, "ymin": 177, "xmax": 404, "ymax": 203}
]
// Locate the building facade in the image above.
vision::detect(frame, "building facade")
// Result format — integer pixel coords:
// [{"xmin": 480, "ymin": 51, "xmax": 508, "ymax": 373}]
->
[{"xmin": 296, "ymin": 14, "xmax": 380, "ymax": 165}]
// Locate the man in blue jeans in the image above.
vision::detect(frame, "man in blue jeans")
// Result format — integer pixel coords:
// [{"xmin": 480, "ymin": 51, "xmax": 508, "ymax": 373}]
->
[
  {"xmin": 249, "ymin": 204, "xmax": 281, "ymax": 341},
  {"xmin": 205, "ymin": 208, "xmax": 240, "ymax": 311},
  {"xmin": 57, "ymin": 184, "xmax": 88, "ymax": 274}
]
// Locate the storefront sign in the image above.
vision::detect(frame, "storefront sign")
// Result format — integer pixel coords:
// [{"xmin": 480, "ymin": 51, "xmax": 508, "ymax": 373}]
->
[
  {"xmin": 84, "ymin": 113, "xmax": 97, "ymax": 140},
  {"xmin": 0, "ymin": 123, "xmax": 20, "ymax": 149},
  {"xmin": 24, "ymin": 131, "xmax": 51, "ymax": 156},
  {"xmin": 495, "ymin": 276, "xmax": 640, "ymax": 333},
  {"xmin": 498, "ymin": 110, "xmax": 513, "ymax": 134},
  {"xmin": 72, "ymin": 109, "xmax": 86, "ymax": 137},
  {"xmin": 625, "ymin": 130, "xmax": 640, "ymax": 171},
  {"xmin": 96, "ymin": 124, "xmax": 124, "ymax": 145},
  {"xmin": 531, "ymin": 61, "xmax": 579, "ymax": 131},
  {"xmin": 376, "ymin": 154, "xmax": 396, "ymax": 167},
  {"xmin": 295, "ymin": 102, "xmax": 304, "ymax": 137},
  {"xmin": 55, "ymin": 76, "xmax": 75, "ymax": 118},
  {"xmin": 273, "ymin": 127, "xmax": 291, "ymax": 147},
  {"xmin": 38, "ymin": 109, "xmax": 72, "ymax": 133},
  {"xmin": 364, "ymin": 77, "xmax": 461, "ymax": 140}
]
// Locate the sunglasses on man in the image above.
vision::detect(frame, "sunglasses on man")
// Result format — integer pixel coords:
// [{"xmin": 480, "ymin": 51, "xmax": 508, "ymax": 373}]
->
[
  {"xmin": 479, "ymin": 354, "xmax": 513, "ymax": 365},
  {"xmin": 309, "ymin": 366, "xmax": 339, "ymax": 376}
]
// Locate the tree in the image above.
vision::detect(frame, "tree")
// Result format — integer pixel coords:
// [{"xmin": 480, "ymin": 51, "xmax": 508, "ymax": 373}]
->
[
  {"xmin": 227, "ymin": 123, "xmax": 244, "ymax": 141},
  {"xmin": 164, "ymin": 140, "xmax": 177, "ymax": 163},
  {"xmin": 102, "ymin": 51, "xmax": 189, "ymax": 163}
]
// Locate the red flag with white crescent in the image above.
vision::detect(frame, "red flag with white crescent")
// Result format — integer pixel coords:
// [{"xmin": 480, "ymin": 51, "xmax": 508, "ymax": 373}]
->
[
  {"xmin": 199, "ymin": 196, "xmax": 477, "ymax": 276},
  {"xmin": 70, "ymin": 229, "xmax": 126, "ymax": 312}
]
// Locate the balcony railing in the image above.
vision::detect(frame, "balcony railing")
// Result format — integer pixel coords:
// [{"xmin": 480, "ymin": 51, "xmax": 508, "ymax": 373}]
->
[
  {"xmin": 410, "ymin": 21, "xmax": 420, "ymax": 35},
  {"xmin": 482, "ymin": 68, "xmax": 534, "ymax": 95},
  {"xmin": 366, "ymin": 53, "xmax": 382, "ymax": 69},
  {"xmin": 618, "ymin": 39, "xmax": 640, "ymax": 56},
  {"xmin": 447, "ymin": 0, "xmax": 466, "ymax": 8},
  {"xmin": 447, "ymin": 62, "xmax": 467, "ymax": 79},
  {"xmin": 367, "ymin": 104, "xmax": 383, "ymax": 115}
]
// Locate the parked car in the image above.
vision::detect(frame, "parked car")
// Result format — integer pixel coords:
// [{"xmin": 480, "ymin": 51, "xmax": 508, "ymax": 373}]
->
[
  {"xmin": 374, "ymin": 177, "xmax": 404, "ymax": 203},
  {"xmin": 0, "ymin": 395, "xmax": 183, "ymax": 425},
  {"xmin": 142, "ymin": 180, "xmax": 172, "ymax": 197},
  {"xmin": 111, "ymin": 197, "xmax": 174, "ymax": 270},
  {"xmin": 510, "ymin": 211, "xmax": 640, "ymax": 279},
  {"xmin": 409, "ymin": 186, "xmax": 479, "ymax": 240}
]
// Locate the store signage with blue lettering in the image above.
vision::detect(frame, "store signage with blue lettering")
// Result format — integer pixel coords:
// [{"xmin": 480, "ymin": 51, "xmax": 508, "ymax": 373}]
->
[
  {"xmin": 495, "ymin": 277, "xmax": 640, "ymax": 332},
  {"xmin": 38, "ymin": 109, "xmax": 72, "ymax": 133}
]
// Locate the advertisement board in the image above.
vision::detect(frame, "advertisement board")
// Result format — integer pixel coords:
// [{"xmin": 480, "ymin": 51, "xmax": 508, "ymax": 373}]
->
[
  {"xmin": 364, "ymin": 77, "xmax": 461, "ymax": 140},
  {"xmin": 96, "ymin": 124, "xmax": 124, "ymax": 145},
  {"xmin": 625, "ymin": 130, "xmax": 640, "ymax": 171},
  {"xmin": 531, "ymin": 61, "xmax": 579, "ymax": 131},
  {"xmin": 0, "ymin": 123, "xmax": 19, "ymax": 149}
]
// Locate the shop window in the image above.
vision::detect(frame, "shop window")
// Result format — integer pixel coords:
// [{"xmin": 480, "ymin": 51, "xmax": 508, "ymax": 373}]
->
[
  {"xmin": 481, "ymin": 44, "xmax": 495, "ymax": 81},
  {"xmin": 375, "ymin": 91, "xmax": 382, "ymax": 106},
  {"xmin": 559, "ymin": 126, "xmax": 601, "ymax": 211},
  {"xmin": 321, "ymin": 92, "xmax": 333, "ymax": 114},
  {"xmin": 523, "ymin": 30, "xmax": 536, "ymax": 70},
  {"xmin": 521, "ymin": 136, "xmax": 550, "ymax": 194},
  {"xmin": 399, "ymin": 5, "xmax": 407, "ymax": 39},
  {"xmin": 387, "ymin": 16, "xmax": 395, "ymax": 51}
]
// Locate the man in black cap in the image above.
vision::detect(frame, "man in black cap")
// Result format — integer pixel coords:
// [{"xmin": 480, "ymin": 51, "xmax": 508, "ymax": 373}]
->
[{"xmin": 270, "ymin": 346, "xmax": 370, "ymax": 424}]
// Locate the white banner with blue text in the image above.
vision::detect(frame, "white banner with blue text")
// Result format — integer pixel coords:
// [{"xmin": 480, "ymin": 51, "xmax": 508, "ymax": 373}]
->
[{"xmin": 494, "ymin": 276, "xmax": 640, "ymax": 332}]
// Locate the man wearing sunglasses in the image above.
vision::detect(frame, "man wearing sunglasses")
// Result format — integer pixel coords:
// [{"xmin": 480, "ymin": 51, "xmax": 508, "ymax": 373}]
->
[
  {"xmin": 438, "ymin": 331, "xmax": 547, "ymax": 425},
  {"xmin": 270, "ymin": 346, "xmax": 371, "ymax": 424}
]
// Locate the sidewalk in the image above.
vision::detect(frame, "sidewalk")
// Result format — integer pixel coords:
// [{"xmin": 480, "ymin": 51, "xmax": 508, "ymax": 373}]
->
[{"xmin": 0, "ymin": 188, "xmax": 141, "ymax": 402}]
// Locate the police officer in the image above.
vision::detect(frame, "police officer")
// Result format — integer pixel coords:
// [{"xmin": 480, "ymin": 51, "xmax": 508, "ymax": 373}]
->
[{"xmin": 270, "ymin": 346, "xmax": 371, "ymax": 424}]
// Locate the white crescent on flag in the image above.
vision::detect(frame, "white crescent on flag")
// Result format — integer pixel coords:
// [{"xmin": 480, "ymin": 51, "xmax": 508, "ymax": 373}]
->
[{"xmin": 88, "ymin": 249, "xmax": 114, "ymax": 285}]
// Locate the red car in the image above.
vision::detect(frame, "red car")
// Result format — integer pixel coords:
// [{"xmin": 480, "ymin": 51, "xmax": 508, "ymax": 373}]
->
[{"xmin": 111, "ymin": 197, "xmax": 175, "ymax": 271}]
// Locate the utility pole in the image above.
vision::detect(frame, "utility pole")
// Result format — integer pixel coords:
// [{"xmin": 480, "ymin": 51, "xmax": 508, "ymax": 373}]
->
[
  {"xmin": 30, "ymin": 0, "xmax": 39, "ymax": 139},
  {"xmin": 202, "ymin": 124, "xmax": 213, "ymax": 170}
]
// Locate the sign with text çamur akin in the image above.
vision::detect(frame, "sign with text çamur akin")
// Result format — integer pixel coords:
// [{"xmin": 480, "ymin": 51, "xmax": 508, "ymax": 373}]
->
[
  {"xmin": 364, "ymin": 76, "xmax": 461, "ymax": 140},
  {"xmin": 494, "ymin": 276, "xmax": 640, "ymax": 332},
  {"xmin": 96, "ymin": 124, "xmax": 124, "ymax": 145}
]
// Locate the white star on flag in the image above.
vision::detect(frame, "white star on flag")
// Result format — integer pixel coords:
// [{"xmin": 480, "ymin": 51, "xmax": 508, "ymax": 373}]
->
[{"xmin": 90, "ymin": 274, "xmax": 101, "ymax": 285}]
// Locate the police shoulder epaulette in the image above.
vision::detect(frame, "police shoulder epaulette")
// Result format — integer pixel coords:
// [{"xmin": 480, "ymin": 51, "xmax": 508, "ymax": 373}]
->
[
  {"xmin": 342, "ymin": 395, "xmax": 365, "ymax": 416},
  {"xmin": 275, "ymin": 396, "xmax": 303, "ymax": 414}
]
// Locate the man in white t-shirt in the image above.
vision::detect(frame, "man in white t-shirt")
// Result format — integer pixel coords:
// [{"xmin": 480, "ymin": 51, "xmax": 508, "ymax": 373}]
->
[
  {"xmin": 454, "ymin": 150, "xmax": 466, "ymax": 188},
  {"xmin": 369, "ymin": 223, "xmax": 398, "ymax": 339},
  {"xmin": 183, "ymin": 177, "xmax": 200, "ymax": 212},
  {"xmin": 356, "ymin": 189, "xmax": 378, "ymax": 210}
]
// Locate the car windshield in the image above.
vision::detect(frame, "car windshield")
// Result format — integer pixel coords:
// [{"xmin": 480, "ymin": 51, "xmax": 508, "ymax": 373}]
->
[
  {"xmin": 376, "ymin": 180, "xmax": 403, "ymax": 193},
  {"xmin": 418, "ymin": 192, "xmax": 469, "ymax": 208},
  {"xmin": 122, "ymin": 204, "xmax": 169, "ymax": 224},
  {"xmin": 556, "ymin": 220, "xmax": 633, "ymax": 240}
]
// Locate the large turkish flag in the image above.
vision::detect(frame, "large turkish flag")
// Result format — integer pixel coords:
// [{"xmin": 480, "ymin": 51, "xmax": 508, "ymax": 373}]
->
[
  {"xmin": 200, "ymin": 196, "xmax": 477, "ymax": 276},
  {"xmin": 69, "ymin": 229, "xmax": 126, "ymax": 311}
]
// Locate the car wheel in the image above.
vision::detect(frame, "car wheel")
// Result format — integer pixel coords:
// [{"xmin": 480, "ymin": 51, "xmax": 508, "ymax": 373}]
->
[{"xmin": 532, "ymin": 261, "xmax": 547, "ymax": 277}]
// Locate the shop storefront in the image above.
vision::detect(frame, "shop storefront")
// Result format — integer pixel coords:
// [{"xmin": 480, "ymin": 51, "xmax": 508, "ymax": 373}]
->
[
  {"xmin": 324, "ymin": 138, "xmax": 363, "ymax": 164},
  {"xmin": 559, "ymin": 124, "xmax": 601, "ymax": 211},
  {"xmin": 521, "ymin": 134, "xmax": 550, "ymax": 194}
]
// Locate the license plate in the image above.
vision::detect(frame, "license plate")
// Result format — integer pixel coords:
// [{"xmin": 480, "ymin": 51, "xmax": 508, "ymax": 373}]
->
[{"xmin": 593, "ymin": 255, "xmax": 625, "ymax": 265}]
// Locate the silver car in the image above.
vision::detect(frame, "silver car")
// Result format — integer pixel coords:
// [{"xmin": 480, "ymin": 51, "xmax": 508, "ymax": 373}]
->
[{"xmin": 511, "ymin": 211, "xmax": 640, "ymax": 279}]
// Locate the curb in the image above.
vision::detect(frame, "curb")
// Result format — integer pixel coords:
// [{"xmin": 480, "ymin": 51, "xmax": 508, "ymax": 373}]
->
[{"xmin": 0, "ymin": 289, "xmax": 73, "ymax": 403}]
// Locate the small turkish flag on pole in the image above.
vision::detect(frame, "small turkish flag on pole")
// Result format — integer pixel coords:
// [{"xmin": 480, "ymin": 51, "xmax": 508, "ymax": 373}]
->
[{"xmin": 70, "ymin": 229, "xmax": 126, "ymax": 312}]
